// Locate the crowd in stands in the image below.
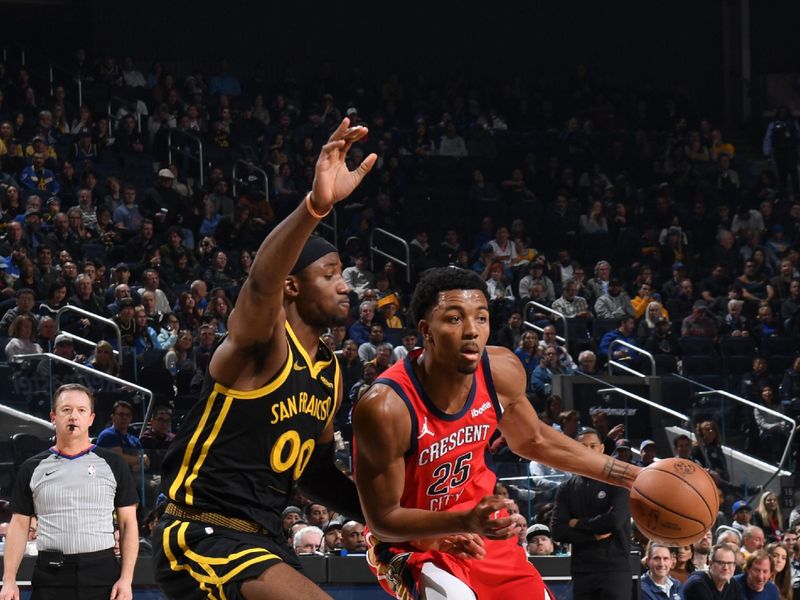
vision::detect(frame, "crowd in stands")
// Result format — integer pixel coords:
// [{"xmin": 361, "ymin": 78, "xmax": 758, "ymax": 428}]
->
[{"xmin": 3, "ymin": 49, "xmax": 800, "ymax": 592}]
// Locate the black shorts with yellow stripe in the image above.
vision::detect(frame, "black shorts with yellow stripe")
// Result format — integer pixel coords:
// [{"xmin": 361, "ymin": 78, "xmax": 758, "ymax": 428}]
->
[{"xmin": 152, "ymin": 515, "xmax": 300, "ymax": 600}]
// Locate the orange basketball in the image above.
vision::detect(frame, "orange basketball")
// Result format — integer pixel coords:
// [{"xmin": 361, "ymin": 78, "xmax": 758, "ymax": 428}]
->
[{"xmin": 629, "ymin": 457, "xmax": 719, "ymax": 546}]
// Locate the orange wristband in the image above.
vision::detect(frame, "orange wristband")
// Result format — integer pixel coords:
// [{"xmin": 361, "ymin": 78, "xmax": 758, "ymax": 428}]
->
[{"xmin": 304, "ymin": 193, "xmax": 331, "ymax": 219}]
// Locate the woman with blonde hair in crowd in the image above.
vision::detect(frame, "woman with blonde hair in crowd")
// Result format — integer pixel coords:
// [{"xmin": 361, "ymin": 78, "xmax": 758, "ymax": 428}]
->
[
  {"xmin": 636, "ymin": 300, "xmax": 669, "ymax": 341},
  {"xmin": 766, "ymin": 541, "xmax": 792, "ymax": 600},
  {"xmin": 89, "ymin": 340, "xmax": 120, "ymax": 377},
  {"xmin": 753, "ymin": 491, "xmax": 785, "ymax": 544},
  {"xmin": 514, "ymin": 330, "xmax": 540, "ymax": 384},
  {"xmin": 84, "ymin": 339, "xmax": 120, "ymax": 392}
]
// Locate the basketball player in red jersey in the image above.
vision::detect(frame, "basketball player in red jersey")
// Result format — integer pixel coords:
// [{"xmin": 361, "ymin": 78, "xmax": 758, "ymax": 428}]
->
[{"xmin": 353, "ymin": 267, "xmax": 643, "ymax": 599}]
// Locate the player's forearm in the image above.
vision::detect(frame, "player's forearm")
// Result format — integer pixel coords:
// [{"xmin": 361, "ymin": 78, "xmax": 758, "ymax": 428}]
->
[
  {"xmin": 517, "ymin": 424, "xmax": 639, "ymax": 488},
  {"xmin": 365, "ymin": 506, "xmax": 471, "ymax": 543},
  {"xmin": 246, "ymin": 196, "xmax": 323, "ymax": 296}
]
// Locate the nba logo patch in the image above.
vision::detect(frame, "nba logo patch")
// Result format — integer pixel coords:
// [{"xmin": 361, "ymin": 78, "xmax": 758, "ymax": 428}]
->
[{"xmin": 88, "ymin": 464, "xmax": 96, "ymax": 477}]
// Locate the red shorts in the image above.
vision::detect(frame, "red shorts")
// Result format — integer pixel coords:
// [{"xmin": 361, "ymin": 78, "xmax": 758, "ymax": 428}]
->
[{"xmin": 366, "ymin": 530, "xmax": 548, "ymax": 600}]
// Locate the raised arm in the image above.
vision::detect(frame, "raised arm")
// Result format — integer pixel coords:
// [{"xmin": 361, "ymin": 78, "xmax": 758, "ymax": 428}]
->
[
  {"xmin": 353, "ymin": 384, "xmax": 513, "ymax": 543},
  {"xmin": 488, "ymin": 346, "xmax": 640, "ymax": 488},
  {"xmin": 212, "ymin": 119, "xmax": 376, "ymax": 385}
]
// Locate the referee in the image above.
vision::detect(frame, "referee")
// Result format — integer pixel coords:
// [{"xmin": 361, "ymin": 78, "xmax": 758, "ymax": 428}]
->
[{"xmin": 1, "ymin": 384, "xmax": 139, "ymax": 600}]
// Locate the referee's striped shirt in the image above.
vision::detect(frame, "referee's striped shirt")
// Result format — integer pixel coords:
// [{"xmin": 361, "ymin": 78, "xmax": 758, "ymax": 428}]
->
[{"xmin": 11, "ymin": 445, "xmax": 138, "ymax": 554}]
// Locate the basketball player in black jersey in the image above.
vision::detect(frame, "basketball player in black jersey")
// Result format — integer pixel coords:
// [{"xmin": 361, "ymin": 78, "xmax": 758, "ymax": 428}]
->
[{"xmin": 153, "ymin": 118, "xmax": 376, "ymax": 600}]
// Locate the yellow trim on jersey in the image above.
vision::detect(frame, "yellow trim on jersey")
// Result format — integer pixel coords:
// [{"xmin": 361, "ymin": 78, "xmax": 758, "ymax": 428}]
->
[
  {"xmin": 163, "ymin": 519, "xmax": 280, "ymax": 599},
  {"xmin": 327, "ymin": 354, "xmax": 341, "ymax": 430},
  {"xmin": 285, "ymin": 321, "xmax": 332, "ymax": 379},
  {"xmin": 169, "ymin": 391, "xmax": 220, "ymax": 502},
  {"xmin": 211, "ymin": 342, "xmax": 294, "ymax": 399},
  {"xmin": 184, "ymin": 395, "xmax": 234, "ymax": 504}
]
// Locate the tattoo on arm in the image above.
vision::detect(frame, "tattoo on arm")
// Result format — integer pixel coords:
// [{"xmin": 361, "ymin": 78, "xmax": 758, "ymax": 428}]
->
[{"xmin": 602, "ymin": 458, "xmax": 631, "ymax": 483}]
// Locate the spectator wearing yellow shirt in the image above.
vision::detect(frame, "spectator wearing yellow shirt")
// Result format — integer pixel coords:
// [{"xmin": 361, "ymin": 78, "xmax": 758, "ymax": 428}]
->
[
  {"xmin": 376, "ymin": 293, "xmax": 403, "ymax": 329},
  {"xmin": 711, "ymin": 129, "xmax": 736, "ymax": 160}
]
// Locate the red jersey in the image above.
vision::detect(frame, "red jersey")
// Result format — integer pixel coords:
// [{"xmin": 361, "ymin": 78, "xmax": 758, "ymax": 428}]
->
[
  {"xmin": 388, "ymin": 348, "xmax": 501, "ymax": 513},
  {"xmin": 356, "ymin": 349, "xmax": 548, "ymax": 600}
]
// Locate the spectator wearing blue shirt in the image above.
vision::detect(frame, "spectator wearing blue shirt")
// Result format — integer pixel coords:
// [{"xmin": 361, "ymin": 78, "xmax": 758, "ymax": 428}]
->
[
  {"xmin": 733, "ymin": 549, "xmax": 779, "ymax": 599},
  {"xmin": 208, "ymin": 59, "xmax": 241, "ymax": 97},
  {"xmin": 598, "ymin": 316, "xmax": 638, "ymax": 362},
  {"xmin": 19, "ymin": 152, "xmax": 60, "ymax": 195},
  {"xmin": 112, "ymin": 184, "xmax": 144, "ymax": 231},
  {"xmin": 95, "ymin": 400, "xmax": 149, "ymax": 473},
  {"xmin": 347, "ymin": 301, "xmax": 374, "ymax": 346},
  {"xmin": 514, "ymin": 330, "xmax": 539, "ymax": 383},
  {"xmin": 531, "ymin": 346, "xmax": 570, "ymax": 399},
  {"xmin": 641, "ymin": 543, "xmax": 681, "ymax": 600},
  {"xmin": 133, "ymin": 307, "xmax": 161, "ymax": 356}
]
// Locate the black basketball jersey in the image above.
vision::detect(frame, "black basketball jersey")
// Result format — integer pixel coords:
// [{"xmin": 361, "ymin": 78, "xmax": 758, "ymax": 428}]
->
[{"xmin": 160, "ymin": 322, "xmax": 340, "ymax": 538}]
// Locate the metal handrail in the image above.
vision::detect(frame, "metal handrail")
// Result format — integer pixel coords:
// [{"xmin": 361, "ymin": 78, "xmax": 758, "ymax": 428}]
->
[
  {"xmin": 597, "ymin": 388, "xmax": 689, "ymax": 422},
  {"xmin": 523, "ymin": 301, "xmax": 567, "ymax": 345},
  {"xmin": 167, "ymin": 128, "xmax": 205, "ymax": 187},
  {"xmin": 47, "ymin": 59, "xmax": 83, "ymax": 107},
  {"xmin": 2, "ymin": 46, "xmax": 25, "ymax": 66},
  {"xmin": 607, "ymin": 339, "xmax": 655, "ymax": 377},
  {"xmin": 0, "ymin": 402, "xmax": 55, "ymax": 432},
  {"xmin": 369, "ymin": 228, "xmax": 412, "ymax": 283},
  {"xmin": 315, "ymin": 209, "xmax": 338, "ymax": 250},
  {"xmin": 107, "ymin": 96, "xmax": 142, "ymax": 133},
  {"xmin": 231, "ymin": 158, "xmax": 269, "ymax": 200},
  {"xmin": 55, "ymin": 331, "xmax": 121, "ymax": 359},
  {"xmin": 696, "ymin": 389, "xmax": 796, "ymax": 472},
  {"xmin": 16, "ymin": 353, "xmax": 154, "ymax": 431},
  {"xmin": 56, "ymin": 305, "xmax": 123, "ymax": 365}
]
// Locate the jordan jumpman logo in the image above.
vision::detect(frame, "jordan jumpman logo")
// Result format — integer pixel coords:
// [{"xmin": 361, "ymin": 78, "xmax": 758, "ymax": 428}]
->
[{"xmin": 418, "ymin": 416, "xmax": 435, "ymax": 439}]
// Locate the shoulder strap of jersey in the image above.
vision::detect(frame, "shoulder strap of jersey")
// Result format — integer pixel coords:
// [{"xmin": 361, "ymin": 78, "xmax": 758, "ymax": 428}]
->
[{"xmin": 480, "ymin": 351, "xmax": 504, "ymax": 420}]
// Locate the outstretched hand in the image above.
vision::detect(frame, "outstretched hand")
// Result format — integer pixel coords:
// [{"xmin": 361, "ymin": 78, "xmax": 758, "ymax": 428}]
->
[{"xmin": 310, "ymin": 118, "xmax": 377, "ymax": 214}]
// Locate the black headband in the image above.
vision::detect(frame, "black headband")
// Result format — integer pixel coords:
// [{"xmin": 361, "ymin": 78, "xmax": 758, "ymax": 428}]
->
[{"xmin": 290, "ymin": 236, "xmax": 338, "ymax": 275}]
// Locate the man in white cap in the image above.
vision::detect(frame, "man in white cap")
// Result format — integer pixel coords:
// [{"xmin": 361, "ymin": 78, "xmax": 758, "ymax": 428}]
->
[
  {"xmin": 637, "ymin": 439, "xmax": 658, "ymax": 467},
  {"xmin": 526, "ymin": 524, "xmax": 555, "ymax": 556}
]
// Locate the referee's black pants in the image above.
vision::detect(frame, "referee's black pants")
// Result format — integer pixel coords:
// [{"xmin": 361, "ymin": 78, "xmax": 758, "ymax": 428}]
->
[
  {"xmin": 31, "ymin": 548, "xmax": 119, "ymax": 600},
  {"xmin": 572, "ymin": 570, "xmax": 633, "ymax": 600}
]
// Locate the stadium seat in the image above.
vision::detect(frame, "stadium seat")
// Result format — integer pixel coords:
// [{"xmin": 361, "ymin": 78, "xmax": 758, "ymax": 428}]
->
[
  {"xmin": 767, "ymin": 354, "xmax": 796, "ymax": 375},
  {"xmin": 592, "ymin": 319, "xmax": 618, "ymax": 341},
  {"xmin": 719, "ymin": 336, "xmax": 757, "ymax": 358},
  {"xmin": 682, "ymin": 355, "xmax": 722, "ymax": 377},
  {"xmin": 554, "ymin": 318, "xmax": 591, "ymax": 344},
  {"xmin": 678, "ymin": 337, "xmax": 716, "ymax": 356},
  {"xmin": 760, "ymin": 336, "xmax": 799, "ymax": 357},
  {"xmin": 10, "ymin": 433, "xmax": 49, "ymax": 473},
  {"xmin": 654, "ymin": 354, "xmax": 678, "ymax": 375},
  {"xmin": 723, "ymin": 355, "xmax": 756, "ymax": 389}
]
